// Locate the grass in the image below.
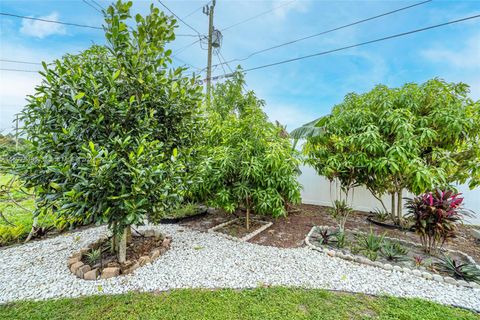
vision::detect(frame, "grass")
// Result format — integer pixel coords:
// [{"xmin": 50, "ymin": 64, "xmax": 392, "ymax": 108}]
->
[
  {"xmin": 0, "ymin": 174, "xmax": 55, "ymax": 246},
  {"xmin": 0, "ymin": 288, "xmax": 477, "ymax": 320}
]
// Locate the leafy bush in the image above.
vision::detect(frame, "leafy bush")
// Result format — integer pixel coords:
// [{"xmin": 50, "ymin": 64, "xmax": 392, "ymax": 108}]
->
[
  {"xmin": 436, "ymin": 255, "xmax": 480, "ymax": 283},
  {"xmin": 12, "ymin": 1, "xmax": 204, "ymax": 261},
  {"xmin": 406, "ymin": 189, "xmax": 468, "ymax": 254},
  {"xmin": 380, "ymin": 240, "xmax": 408, "ymax": 261},
  {"xmin": 292, "ymin": 79, "xmax": 480, "ymax": 225},
  {"xmin": 194, "ymin": 71, "xmax": 301, "ymax": 229}
]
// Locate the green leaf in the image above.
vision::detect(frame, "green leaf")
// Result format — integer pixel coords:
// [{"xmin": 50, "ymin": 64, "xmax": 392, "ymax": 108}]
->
[{"xmin": 74, "ymin": 92, "xmax": 85, "ymax": 100}]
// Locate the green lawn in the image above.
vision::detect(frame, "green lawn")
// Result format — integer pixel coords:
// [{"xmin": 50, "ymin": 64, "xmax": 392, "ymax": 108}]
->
[{"xmin": 0, "ymin": 288, "xmax": 477, "ymax": 320}]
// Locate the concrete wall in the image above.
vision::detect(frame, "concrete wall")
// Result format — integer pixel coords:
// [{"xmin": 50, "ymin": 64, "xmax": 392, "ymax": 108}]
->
[{"xmin": 298, "ymin": 165, "xmax": 480, "ymax": 225}]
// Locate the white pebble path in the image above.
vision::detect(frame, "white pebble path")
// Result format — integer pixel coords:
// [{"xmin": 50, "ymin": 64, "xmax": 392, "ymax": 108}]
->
[{"xmin": 0, "ymin": 224, "xmax": 479, "ymax": 311}]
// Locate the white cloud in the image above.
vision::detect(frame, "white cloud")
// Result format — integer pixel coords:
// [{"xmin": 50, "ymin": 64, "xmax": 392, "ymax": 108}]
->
[
  {"xmin": 20, "ymin": 12, "xmax": 66, "ymax": 38},
  {"xmin": 421, "ymin": 33, "xmax": 480, "ymax": 69}
]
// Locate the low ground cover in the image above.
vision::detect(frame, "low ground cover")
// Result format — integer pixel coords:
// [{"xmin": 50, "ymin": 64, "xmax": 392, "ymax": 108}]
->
[{"xmin": 0, "ymin": 288, "xmax": 477, "ymax": 320}]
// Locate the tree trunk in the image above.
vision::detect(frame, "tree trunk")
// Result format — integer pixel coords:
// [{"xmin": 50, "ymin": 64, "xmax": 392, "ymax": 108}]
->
[
  {"xmin": 397, "ymin": 189, "xmax": 403, "ymax": 225},
  {"xmin": 245, "ymin": 197, "xmax": 250, "ymax": 230},
  {"xmin": 390, "ymin": 193, "xmax": 396, "ymax": 224},
  {"xmin": 118, "ymin": 227, "xmax": 127, "ymax": 264},
  {"xmin": 24, "ymin": 217, "xmax": 38, "ymax": 243},
  {"xmin": 126, "ymin": 226, "xmax": 132, "ymax": 243}
]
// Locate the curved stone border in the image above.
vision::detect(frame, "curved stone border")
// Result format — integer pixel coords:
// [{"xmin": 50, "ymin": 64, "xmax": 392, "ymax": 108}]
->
[
  {"xmin": 305, "ymin": 226, "xmax": 480, "ymax": 289},
  {"xmin": 67, "ymin": 229, "xmax": 171, "ymax": 280},
  {"xmin": 208, "ymin": 218, "xmax": 273, "ymax": 242}
]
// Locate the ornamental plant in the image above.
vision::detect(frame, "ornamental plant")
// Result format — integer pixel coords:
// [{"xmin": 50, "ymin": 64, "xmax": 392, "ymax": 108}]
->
[
  {"xmin": 292, "ymin": 79, "xmax": 480, "ymax": 225},
  {"xmin": 405, "ymin": 189, "xmax": 469, "ymax": 254},
  {"xmin": 13, "ymin": 1, "xmax": 203, "ymax": 262},
  {"xmin": 193, "ymin": 71, "xmax": 301, "ymax": 230}
]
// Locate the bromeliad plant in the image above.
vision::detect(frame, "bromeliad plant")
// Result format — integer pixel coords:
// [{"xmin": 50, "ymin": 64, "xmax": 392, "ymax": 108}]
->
[
  {"xmin": 405, "ymin": 189, "xmax": 469, "ymax": 254},
  {"xmin": 436, "ymin": 255, "xmax": 480, "ymax": 283}
]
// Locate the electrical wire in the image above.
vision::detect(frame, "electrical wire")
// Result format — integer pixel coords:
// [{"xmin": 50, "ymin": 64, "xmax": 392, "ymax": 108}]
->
[
  {"xmin": 0, "ymin": 11, "xmax": 198, "ymax": 37},
  {"xmin": 0, "ymin": 12, "xmax": 102, "ymax": 30},
  {"xmin": 0, "ymin": 59, "xmax": 42, "ymax": 65},
  {"xmin": 157, "ymin": 0, "xmax": 203, "ymax": 36},
  {"xmin": 212, "ymin": 0, "xmax": 432, "ymax": 68},
  {"xmin": 0, "ymin": 68, "xmax": 38, "ymax": 73},
  {"xmin": 183, "ymin": 1, "xmax": 210, "ymax": 19},
  {"xmin": 82, "ymin": 0, "xmax": 102, "ymax": 14},
  {"xmin": 209, "ymin": 13, "xmax": 480, "ymax": 80},
  {"xmin": 221, "ymin": 0, "xmax": 297, "ymax": 32}
]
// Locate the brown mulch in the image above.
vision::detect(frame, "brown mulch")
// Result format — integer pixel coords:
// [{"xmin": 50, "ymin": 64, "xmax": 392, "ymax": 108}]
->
[
  {"xmin": 215, "ymin": 218, "xmax": 266, "ymax": 238},
  {"xmin": 181, "ymin": 204, "xmax": 480, "ymax": 262}
]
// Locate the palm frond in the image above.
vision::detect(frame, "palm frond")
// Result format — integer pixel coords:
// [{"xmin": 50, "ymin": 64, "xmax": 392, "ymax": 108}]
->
[{"xmin": 290, "ymin": 116, "xmax": 329, "ymax": 148}]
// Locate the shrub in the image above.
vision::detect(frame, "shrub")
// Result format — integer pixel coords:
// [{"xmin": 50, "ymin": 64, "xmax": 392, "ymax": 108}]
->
[{"xmin": 405, "ymin": 189, "xmax": 468, "ymax": 254}]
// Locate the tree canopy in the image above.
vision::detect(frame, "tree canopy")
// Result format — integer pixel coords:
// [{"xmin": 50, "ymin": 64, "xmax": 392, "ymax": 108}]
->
[
  {"xmin": 194, "ymin": 72, "xmax": 301, "ymax": 228},
  {"xmin": 292, "ymin": 79, "xmax": 480, "ymax": 222},
  {"xmin": 13, "ymin": 0, "xmax": 204, "ymax": 259}
]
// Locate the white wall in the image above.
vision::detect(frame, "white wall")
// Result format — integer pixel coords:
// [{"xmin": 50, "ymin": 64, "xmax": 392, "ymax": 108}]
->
[{"xmin": 298, "ymin": 165, "xmax": 480, "ymax": 225}]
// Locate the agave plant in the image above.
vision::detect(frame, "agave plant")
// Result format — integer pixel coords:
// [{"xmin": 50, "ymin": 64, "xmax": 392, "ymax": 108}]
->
[
  {"xmin": 85, "ymin": 248, "xmax": 102, "ymax": 265},
  {"xmin": 380, "ymin": 240, "xmax": 408, "ymax": 261},
  {"xmin": 332, "ymin": 230, "xmax": 347, "ymax": 249},
  {"xmin": 356, "ymin": 229, "xmax": 385, "ymax": 261},
  {"xmin": 405, "ymin": 189, "xmax": 470, "ymax": 254},
  {"xmin": 437, "ymin": 255, "xmax": 480, "ymax": 283}
]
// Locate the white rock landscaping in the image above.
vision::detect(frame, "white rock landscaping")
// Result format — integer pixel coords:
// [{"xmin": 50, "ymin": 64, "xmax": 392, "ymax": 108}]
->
[{"xmin": 0, "ymin": 224, "xmax": 479, "ymax": 311}]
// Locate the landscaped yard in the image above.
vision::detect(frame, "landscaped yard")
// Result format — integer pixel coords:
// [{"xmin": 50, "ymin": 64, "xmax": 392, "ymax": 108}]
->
[{"xmin": 1, "ymin": 288, "xmax": 478, "ymax": 320}]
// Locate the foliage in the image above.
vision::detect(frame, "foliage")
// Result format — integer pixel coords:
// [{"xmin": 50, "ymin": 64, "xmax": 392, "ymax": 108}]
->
[
  {"xmin": 371, "ymin": 208, "xmax": 389, "ymax": 222},
  {"xmin": 355, "ymin": 229, "xmax": 385, "ymax": 261},
  {"xmin": 436, "ymin": 255, "xmax": 480, "ymax": 283},
  {"xmin": 405, "ymin": 189, "xmax": 468, "ymax": 254},
  {"xmin": 292, "ymin": 79, "xmax": 480, "ymax": 224},
  {"xmin": 317, "ymin": 228, "xmax": 335, "ymax": 245},
  {"xmin": 164, "ymin": 203, "xmax": 200, "ymax": 219},
  {"xmin": 327, "ymin": 199, "xmax": 353, "ymax": 231},
  {"xmin": 193, "ymin": 71, "xmax": 301, "ymax": 228},
  {"xmin": 332, "ymin": 229, "xmax": 347, "ymax": 248},
  {"xmin": 85, "ymin": 248, "xmax": 102, "ymax": 265},
  {"xmin": 12, "ymin": 0, "xmax": 203, "ymax": 259},
  {"xmin": 380, "ymin": 240, "xmax": 408, "ymax": 261},
  {"xmin": 1, "ymin": 288, "xmax": 478, "ymax": 320}
]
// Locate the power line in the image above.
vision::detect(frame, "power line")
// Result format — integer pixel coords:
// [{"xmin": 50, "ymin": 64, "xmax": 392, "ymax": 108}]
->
[
  {"xmin": 157, "ymin": 0, "xmax": 203, "ymax": 36},
  {"xmin": 183, "ymin": 1, "xmax": 210, "ymax": 19},
  {"xmin": 218, "ymin": 50, "xmax": 234, "ymax": 74},
  {"xmin": 221, "ymin": 0, "xmax": 297, "ymax": 32},
  {"xmin": 0, "ymin": 12, "xmax": 102, "ymax": 30},
  {"xmin": 90, "ymin": 0, "xmax": 105, "ymax": 11},
  {"xmin": 0, "ymin": 59, "xmax": 42, "ymax": 65},
  {"xmin": 212, "ymin": 0, "xmax": 432, "ymax": 68},
  {"xmin": 209, "ymin": 14, "xmax": 480, "ymax": 80},
  {"xmin": 0, "ymin": 11, "xmax": 198, "ymax": 37},
  {"xmin": 0, "ymin": 68, "xmax": 38, "ymax": 73},
  {"xmin": 82, "ymin": 0, "xmax": 102, "ymax": 14}
]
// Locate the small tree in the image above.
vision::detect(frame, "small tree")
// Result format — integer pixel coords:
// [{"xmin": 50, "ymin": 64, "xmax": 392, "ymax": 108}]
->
[
  {"xmin": 14, "ymin": 1, "xmax": 203, "ymax": 262},
  {"xmin": 194, "ymin": 71, "xmax": 301, "ymax": 229},
  {"xmin": 293, "ymin": 79, "xmax": 480, "ymax": 225}
]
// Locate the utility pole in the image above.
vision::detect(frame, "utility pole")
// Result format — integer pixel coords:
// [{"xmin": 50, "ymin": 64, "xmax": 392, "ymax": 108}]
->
[{"xmin": 203, "ymin": 0, "xmax": 215, "ymax": 104}]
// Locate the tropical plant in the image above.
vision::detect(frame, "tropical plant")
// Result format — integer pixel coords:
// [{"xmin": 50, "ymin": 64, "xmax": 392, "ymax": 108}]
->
[
  {"xmin": 405, "ymin": 189, "xmax": 469, "ymax": 254},
  {"xmin": 327, "ymin": 199, "xmax": 353, "ymax": 231},
  {"xmin": 332, "ymin": 229, "xmax": 347, "ymax": 248},
  {"xmin": 380, "ymin": 240, "xmax": 408, "ymax": 261},
  {"xmin": 292, "ymin": 79, "xmax": 480, "ymax": 225},
  {"xmin": 356, "ymin": 229, "xmax": 385, "ymax": 261},
  {"xmin": 85, "ymin": 248, "xmax": 102, "ymax": 265},
  {"xmin": 193, "ymin": 71, "xmax": 301, "ymax": 230},
  {"xmin": 372, "ymin": 208, "xmax": 389, "ymax": 222},
  {"xmin": 436, "ymin": 255, "xmax": 480, "ymax": 283},
  {"xmin": 12, "ymin": 1, "xmax": 204, "ymax": 262},
  {"xmin": 317, "ymin": 228, "xmax": 335, "ymax": 246}
]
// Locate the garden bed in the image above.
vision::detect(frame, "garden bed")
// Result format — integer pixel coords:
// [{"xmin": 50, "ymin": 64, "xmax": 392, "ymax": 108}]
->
[
  {"xmin": 67, "ymin": 229, "xmax": 171, "ymax": 280},
  {"xmin": 208, "ymin": 218, "xmax": 273, "ymax": 241},
  {"xmin": 305, "ymin": 225, "xmax": 480, "ymax": 288}
]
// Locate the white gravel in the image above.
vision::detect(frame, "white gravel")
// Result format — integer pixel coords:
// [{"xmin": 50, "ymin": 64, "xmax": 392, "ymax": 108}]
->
[{"xmin": 0, "ymin": 224, "xmax": 479, "ymax": 311}]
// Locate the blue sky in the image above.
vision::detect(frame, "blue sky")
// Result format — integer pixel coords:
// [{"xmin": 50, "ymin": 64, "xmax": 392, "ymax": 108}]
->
[{"xmin": 0, "ymin": 0, "xmax": 479, "ymax": 133}]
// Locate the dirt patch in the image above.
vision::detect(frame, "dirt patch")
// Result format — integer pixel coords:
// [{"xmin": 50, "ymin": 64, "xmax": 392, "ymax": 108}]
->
[
  {"xmin": 180, "ymin": 204, "xmax": 480, "ymax": 262},
  {"xmin": 214, "ymin": 218, "xmax": 267, "ymax": 239}
]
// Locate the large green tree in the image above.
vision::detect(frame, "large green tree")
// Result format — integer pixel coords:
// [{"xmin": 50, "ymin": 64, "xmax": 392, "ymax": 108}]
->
[
  {"xmin": 292, "ymin": 79, "xmax": 480, "ymax": 224},
  {"xmin": 194, "ymin": 72, "xmax": 301, "ymax": 229},
  {"xmin": 14, "ymin": 1, "xmax": 204, "ymax": 261}
]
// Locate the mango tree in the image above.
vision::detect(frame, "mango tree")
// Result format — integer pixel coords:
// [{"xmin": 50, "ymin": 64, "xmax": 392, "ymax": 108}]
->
[
  {"xmin": 14, "ymin": 1, "xmax": 203, "ymax": 262},
  {"xmin": 292, "ymin": 79, "xmax": 480, "ymax": 224},
  {"xmin": 194, "ymin": 71, "xmax": 301, "ymax": 229}
]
